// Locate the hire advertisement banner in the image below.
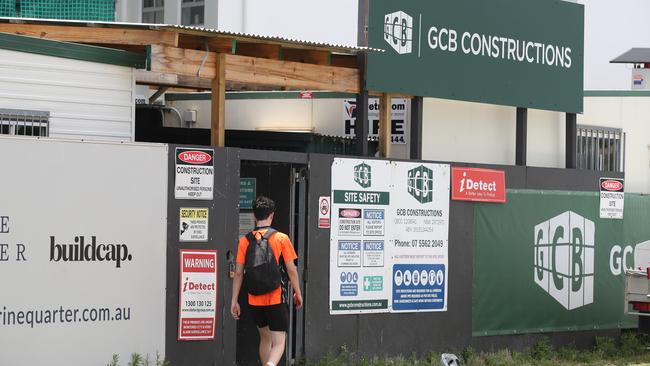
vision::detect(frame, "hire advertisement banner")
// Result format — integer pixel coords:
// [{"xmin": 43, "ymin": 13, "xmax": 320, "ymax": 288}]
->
[
  {"xmin": 367, "ymin": 0, "xmax": 584, "ymax": 113},
  {"xmin": 329, "ymin": 158, "xmax": 450, "ymax": 314},
  {"xmin": 472, "ymin": 189, "xmax": 646, "ymax": 336}
]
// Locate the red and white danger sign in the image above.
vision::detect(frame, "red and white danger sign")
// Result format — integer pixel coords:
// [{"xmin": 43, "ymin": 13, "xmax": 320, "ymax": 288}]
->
[
  {"xmin": 178, "ymin": 249, "xmax": 218, "ymax": 341},
  {"xmin": 318, "ymin": 196, "xmax": 331, "ymax": 228}
]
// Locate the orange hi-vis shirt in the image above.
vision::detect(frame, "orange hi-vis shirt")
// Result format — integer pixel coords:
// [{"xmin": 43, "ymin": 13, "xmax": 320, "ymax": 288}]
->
[{"xmin": 236, "ymin": 228, "xmax": 298, "ymax": 306}]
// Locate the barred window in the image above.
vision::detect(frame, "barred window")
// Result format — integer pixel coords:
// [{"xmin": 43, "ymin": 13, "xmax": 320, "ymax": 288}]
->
[
  {"xmin": 577, "ymin": 125, "xmax": 625, "ymax": 172},
  {"xmin": 143, "ymin": 0, "xmax": 164, "ymax": 24},
  {"xmin": 0, "ymin": 109, "xmax": 49, "ymax": 137}
]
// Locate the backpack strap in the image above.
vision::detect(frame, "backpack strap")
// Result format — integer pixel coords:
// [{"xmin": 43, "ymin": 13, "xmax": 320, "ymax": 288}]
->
[{"xmin": 262, "ymin": 227, "xmax": 276, "ymax": 240}]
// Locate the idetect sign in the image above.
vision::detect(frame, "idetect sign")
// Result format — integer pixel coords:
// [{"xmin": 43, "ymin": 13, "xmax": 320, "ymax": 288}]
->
[
  {"xmin": 451, "ymin": 167, "xmax": 506, "ymax": 203},
  {"xmin": 368, "ymin": 0, "xmax": 584, "ymax": 113}
]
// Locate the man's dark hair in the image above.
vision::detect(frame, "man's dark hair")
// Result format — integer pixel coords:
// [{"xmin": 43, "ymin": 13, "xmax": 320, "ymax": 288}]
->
[{"xmin": 253, "ymin": 196, "xmax": 275, "ymax": 221}]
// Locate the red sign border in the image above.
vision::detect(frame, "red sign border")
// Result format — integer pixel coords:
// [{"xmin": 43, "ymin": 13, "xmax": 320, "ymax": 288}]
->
[
  {"xmin": 451, "ymin": 167, "xmax": 507, "ymax": 203},
  {"xmin": 178, "ymin": 249, "xmax": 218, "ymax": 341}
]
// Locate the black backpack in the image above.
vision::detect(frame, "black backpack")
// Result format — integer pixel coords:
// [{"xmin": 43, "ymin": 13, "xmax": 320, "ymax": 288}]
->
[{"xmin": 244, "ymin": 228, "xmax": 282, "ymax": 295}]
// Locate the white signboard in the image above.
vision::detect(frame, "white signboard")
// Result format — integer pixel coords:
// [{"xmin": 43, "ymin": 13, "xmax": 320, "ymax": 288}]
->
[
  {"xmin": 329, "ymin": 158, "xmax": 450, "ymax": 314},
  {"xmin": 179, "ymin": 208, "xmax": 209, "ymax": 242},
  {"xmin": 390, "ymin": 162, "xmax": 450, "ymax": 312},
  {"xmin": 178, "ymin": 249, "xmax": 218, "ymax": 340},
  {"xmin": 238, "ymin": 212, "xmax": 255, "ymax": 237},
  {"xmin": 175, "ymin": 147, "xmax": 214, "ymax": 200},
  {"xmin": 342, "ymin": 98, "xmax": 408, "ymax": 144},
  {"xmin": 0, "ymin": 137, "xmax": 166, "ymax": 365},
  {"xmin": 330, "ymin": 159, "xmax": 391, "ymax": 314},
  {"xmin": 599, "ymin": 177, "xmax": 625, "ymax": 219}
]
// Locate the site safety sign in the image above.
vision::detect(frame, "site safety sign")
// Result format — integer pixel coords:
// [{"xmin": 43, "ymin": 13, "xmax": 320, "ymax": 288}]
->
[{"xmin": 329, "ymin": 158, "xmax": 450, "ymax": 314}]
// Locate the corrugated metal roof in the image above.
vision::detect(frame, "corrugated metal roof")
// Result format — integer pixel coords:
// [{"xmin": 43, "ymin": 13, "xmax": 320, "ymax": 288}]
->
[
  {"xmin": 0, "ymin": 17, "xmax": 384, "ymax": 54},
  {"xmin": 611, "ymin": 48, "xmax": 650, "ymax": 64}
]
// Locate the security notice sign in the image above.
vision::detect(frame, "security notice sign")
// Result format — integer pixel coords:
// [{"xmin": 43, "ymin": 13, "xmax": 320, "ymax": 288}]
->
[
  {"xmin": 391, "ymin": 162, "xmax": 450, "ymax": 312},
  {"xmin": 179, "ymin": 208, "xmax": 209, "ymax": 242},
  {"xmin": 330, "ymin": 159, "xmax": 391, "ymax": 313},
  {"xmin": 175, "ymin": 147, "xmax": 214, "ymax": 200},
  {"xmin": 599, "ymin": 178, "xmax": 624, "ymax": 219},
  {"xmin": 329, "ymin": 158, "xmax": 450, "ymax": 314},
  {"xmin": 179, "ymin": 249, "xmax": 218, "ymax": 341},
  {"xmin": 342, "ymin": 98, "xmax": 408, "ymax": 144}
]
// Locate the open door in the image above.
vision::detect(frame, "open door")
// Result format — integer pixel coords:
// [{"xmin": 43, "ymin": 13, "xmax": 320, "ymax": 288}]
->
[{"xmin": 235, "ymin": 161, "xmax": 307, "ymax": 366}]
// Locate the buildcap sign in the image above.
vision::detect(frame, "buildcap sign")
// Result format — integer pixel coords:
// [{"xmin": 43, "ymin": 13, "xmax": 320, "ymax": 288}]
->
[{"xmin": 368, "ymin": 0, "xmax": 584, "ymax": 113}]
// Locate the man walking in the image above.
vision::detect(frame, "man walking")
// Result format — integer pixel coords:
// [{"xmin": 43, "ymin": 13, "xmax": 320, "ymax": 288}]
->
[{"xmin": 231, "ymin": 196, "xmax": 303, "ymax": 366}]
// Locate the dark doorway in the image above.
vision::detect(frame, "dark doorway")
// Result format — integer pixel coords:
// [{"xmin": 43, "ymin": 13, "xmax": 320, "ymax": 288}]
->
[{"xmin": 235, "ymin": 160, "xmax": 307, "ymax": 366}]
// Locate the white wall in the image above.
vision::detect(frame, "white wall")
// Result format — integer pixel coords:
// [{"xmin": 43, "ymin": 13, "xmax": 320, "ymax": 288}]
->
[
  {"xmin": 166, "ymin": 94, "xmax": 410, "ymax": 158},
  {"xmin": 579, "ymin": 0, "xmax": 650, "ymax": 90},
  {"xmin": 421, "ymin": 98, "xmax": 564, "ymax": 168},
  {"xmin": 579, "ymin": 96, "xmax": 650, "ymax": 193},
  {"xmin": 217, "ymin": 0, "xmax": 358, "ymax": 45},
  {"xmin": 0, "ymin": 49, "xmax": 135, "ymax": 141}
]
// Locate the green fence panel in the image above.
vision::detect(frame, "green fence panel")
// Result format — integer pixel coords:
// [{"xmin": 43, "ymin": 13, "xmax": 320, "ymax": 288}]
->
[
  {"xmin": 0, "ymin": 0, "xmax": 16, "ymax": 16},
  {"xmin": 472, "ymin": 189, "xmax": 644, "ymax": 336},
  {"xmin": 20, "ymin": 0, "xmax": 115, "ymax": 21}
]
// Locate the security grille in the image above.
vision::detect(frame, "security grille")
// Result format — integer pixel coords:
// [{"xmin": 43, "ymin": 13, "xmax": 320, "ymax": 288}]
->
[
  {"xmin": 1, "ymin": 0, "xmax": 115, "ymax": 21},
  {"xmin": 0, "ymin": 109, "xmax": 49, "ymax": 137},
  {"xmin": 577, "ymin": 125, "xmax": 625, "ymax": 172}
]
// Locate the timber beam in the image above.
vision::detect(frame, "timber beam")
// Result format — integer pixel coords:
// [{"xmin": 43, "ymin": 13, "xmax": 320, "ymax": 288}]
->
[
  {"xmin": 0, "ymin": 23, "xmax": 179, "ymax": 47},
  {"xmin": 148, "ymin": 45, "xmax": 360, "ymax": 93}
]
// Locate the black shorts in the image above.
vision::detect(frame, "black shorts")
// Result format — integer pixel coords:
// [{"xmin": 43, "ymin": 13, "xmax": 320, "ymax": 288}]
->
[{"xmin": 249, "ymin": 303, "xmax": 288, "ymax": 332}]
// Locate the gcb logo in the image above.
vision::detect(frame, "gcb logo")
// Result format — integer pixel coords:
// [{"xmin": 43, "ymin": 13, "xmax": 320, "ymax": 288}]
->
[
  {"xmin": 407, "ymin": 165, "xmax": 433, "ymax": 203},
  {"xmin": 354, "ymin": 163, "xmax": 372, "ymax": 188},
  {"xmin": 534, "ymin": 211, "xmax": 595, "ymax": 310},
  {"xmin": 384, "ymin": 11, "xmax": 413, "ymax": 55}
]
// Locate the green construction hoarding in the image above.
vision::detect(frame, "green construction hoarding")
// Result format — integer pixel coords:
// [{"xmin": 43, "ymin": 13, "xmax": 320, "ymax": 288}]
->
[
  {"xmin": 367, "ymin": 0, "xmax": 584, "ymax": 113},
  {"xmin": 472, "ymin": 190, "xmax": 649, "ymax": 336}
]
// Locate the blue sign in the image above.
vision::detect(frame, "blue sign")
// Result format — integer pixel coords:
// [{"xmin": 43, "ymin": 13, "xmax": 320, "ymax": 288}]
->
[
  {"xmin": 392, "ymin": 264, "xmax": 445, "ymax": 311},
  {"xmin": 340, "ymin": 271, "xmax": 359, "ymax": 296}
]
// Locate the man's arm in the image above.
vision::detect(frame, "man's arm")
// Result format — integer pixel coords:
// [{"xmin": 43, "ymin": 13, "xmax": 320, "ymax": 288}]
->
[
  {"xmin": 230, "ymin": 263, "xmax": 244, "ymax": 319},
  {"xmin": 284, "ymin": 259, "xmax": 303, "ymax": 309}
]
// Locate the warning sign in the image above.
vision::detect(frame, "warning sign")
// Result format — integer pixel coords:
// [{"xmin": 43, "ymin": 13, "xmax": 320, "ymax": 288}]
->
[
  {"xmin": 599, "ymin": 177, "xmax": 624, "ymax": 219},
  {"xmin": 175, "ymin": 148, "xmax": 214, "ymax": 200},
  {"xmin": 179, "ymin": 208, "xmax": 209, "ymax": 242},
  {"xmin": 179, "ymin": 249, "xmax": 217, "ymax": 341}
]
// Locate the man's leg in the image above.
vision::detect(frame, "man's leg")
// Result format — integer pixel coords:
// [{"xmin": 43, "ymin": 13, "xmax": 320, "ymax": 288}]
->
[
  {"xmin": 258, "ymin": 326, "xmax": 272, "ymax": 365},
  {"xmin": 267, "ymin": 330, "xmax": 286, "ymax": 366}
]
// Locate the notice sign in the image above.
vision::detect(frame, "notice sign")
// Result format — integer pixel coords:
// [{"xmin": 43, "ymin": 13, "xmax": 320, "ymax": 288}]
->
[
  {"xmin": 599, "ymin": 178, "xmax": 624, "ymax": 219},
  {"xmin": 179, "ymin": 208, "xmax": 209, "ymax": 242},
  {"xmin": 451, "ymin": 167, "xmax": 506, "ymax": 203},
  {"xmin": 179, "ymin": 250, "xmax": 217, "ymax": 341},
  {"xmin": 175, "ymin": 148, "xmax": 214, "ymax": 200},
  {"xmin": 318, "ymin": 196, "xmax": 331, "ymax": 228},
  {"xmin": 391, "ymin": 162, "xmax": 450, "ymax": 312}
]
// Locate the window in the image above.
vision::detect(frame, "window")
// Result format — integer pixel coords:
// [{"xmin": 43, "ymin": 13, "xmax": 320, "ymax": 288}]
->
[
  {"xmin": 0, "ymin": 109, "xmax": 49, "ymax": 137},
  {"xmin": 142, "ymin": 0, "xmax": 164, "ymax": 24},
  {"xmin": 181, "ymin": 0, "xmax": 204, "ymax": 26},
  {"xmin": 577, "ymin": 125, "xmax": 625, "ymax": 172}
]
